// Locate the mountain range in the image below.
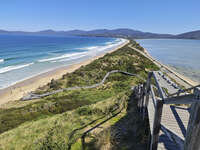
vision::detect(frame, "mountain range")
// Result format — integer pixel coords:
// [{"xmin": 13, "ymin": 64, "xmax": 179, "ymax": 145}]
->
[{"xmin": 0, "ymin": 28, "xmax": 200, "ymax": 39}]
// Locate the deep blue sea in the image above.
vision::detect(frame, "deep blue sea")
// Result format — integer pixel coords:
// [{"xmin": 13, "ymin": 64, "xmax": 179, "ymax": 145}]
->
[
  {"xmin": 0, "ymin": 35, "xmax": 126, "ymax": 89},
  {"xmin": 136, "ymin": 39, "xmax": 200, "ymax": 83}
]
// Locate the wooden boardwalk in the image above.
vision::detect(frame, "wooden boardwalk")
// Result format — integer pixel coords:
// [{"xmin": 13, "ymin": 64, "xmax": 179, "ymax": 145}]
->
[
  {"xmin": 135, "ymin": 71, "xmax": 200, "ymax": 150},
  {"xmin": 149, "ymin": 72, "xmax": 189, "ymax": 149},
  {"xmin": 148, "ymin": 96, "xmax": 190, "ymax": 149}
]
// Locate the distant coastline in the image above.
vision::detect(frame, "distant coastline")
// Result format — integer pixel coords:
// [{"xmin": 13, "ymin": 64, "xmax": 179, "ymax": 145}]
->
[{"xmin": 0, "ymin": 28, "xmax": 200, "ymax": 39}]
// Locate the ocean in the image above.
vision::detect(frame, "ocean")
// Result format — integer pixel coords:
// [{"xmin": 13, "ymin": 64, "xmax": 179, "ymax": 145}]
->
[
  {"xmin": 136, "ymin": 39, "xmax": 200, "ymax": 83},
  {"xmin": 0, "ymin": 35, "xmax": 126, "ymax": 89}
]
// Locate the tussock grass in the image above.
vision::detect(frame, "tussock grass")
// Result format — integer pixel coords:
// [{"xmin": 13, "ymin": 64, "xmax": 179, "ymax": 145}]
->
[{"xmin": 0, "ymin": 94, "xmax": 128, "ymax": 150}]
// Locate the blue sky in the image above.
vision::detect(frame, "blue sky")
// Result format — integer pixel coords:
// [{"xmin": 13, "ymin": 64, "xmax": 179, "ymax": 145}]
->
[{"xmin": 0, "ymin": 0, "xmax": 199, "ymax": 34}]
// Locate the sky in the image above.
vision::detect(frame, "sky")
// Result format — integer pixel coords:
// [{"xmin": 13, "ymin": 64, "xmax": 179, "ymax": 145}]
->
[{"xmin": 0, "ymin": 0, "xmax": 199, "ymax": 34}]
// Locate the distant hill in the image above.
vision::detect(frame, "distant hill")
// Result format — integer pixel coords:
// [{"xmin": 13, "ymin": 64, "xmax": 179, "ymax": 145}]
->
[
  {"xmin": 0, "ymin": 28, "xmax": 200, "ymax": 39},
  {"xmin": 174, "ymin": 30, "xmax": 200, "ymax": 39},
  {"xmin": 79, "ymin": 28, "xmax": 174, "ymax": 39}
]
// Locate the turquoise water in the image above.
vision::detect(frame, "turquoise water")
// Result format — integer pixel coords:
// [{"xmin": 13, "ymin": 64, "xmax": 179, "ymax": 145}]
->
[
  {"xmin": 0, "ymin": 35, "xmax": 126, "ymax": 89},
  {"xmin": 136, "ymin": 39, "xmax": 200, "ymax": 83}
]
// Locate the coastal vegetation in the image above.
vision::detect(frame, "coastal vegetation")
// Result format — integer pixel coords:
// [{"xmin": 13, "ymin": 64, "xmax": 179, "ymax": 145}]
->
[{"xmin": 0, "ymin": 40, "xmax": 159, "ymax": 150}]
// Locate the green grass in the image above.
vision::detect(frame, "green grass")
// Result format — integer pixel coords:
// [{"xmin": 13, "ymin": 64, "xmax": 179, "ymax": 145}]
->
[
  {"xmin": 0, "ymin": 40, "xmax": 159, "ymax": 150},
  {"xmin": 162, "ymin": 87, "xmax": 169, "ymax": 95},
  {"xmin": 0, "ymin": 94, "xmax": 129, "ymax": 150}
]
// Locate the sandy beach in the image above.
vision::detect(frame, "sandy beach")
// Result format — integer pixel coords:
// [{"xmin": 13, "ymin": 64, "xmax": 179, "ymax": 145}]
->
[{"xmin": 0, "ymin": 40, "xmax": 129, "ymax": 106}]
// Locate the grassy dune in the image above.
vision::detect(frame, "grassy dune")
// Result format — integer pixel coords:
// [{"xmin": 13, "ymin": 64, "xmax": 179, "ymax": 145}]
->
[{"xmin": 0, "ymin": 40, "xmax": 159, "ymax": 150}]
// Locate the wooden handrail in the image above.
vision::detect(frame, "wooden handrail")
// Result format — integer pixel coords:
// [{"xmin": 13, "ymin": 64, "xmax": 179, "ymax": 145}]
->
[
  {"xmin": 152, "ymin": 72, "xmax": 167, "ymax": 100},
  {"xmin": 163, "ymin": 94, "xmax": 198, "ymax": 104},
  {"xmin": 184, "ymin": 87, "xmax": 200, "ymax": 150},
  {"xmin": 22, "ymin": 70, "xmax": 146, "ymax": 101},
  {"xmin": 150, "ymin": 85, "xmax": 156, "ymax": 108},
  {"xmin": 168, "ymin": 84, "xmax": 200, "ymax": 97},
  {"xmin": 135, "ymin": 71, "xmax": 200, "ymax": 150},
  {"xmin": 150, "ymin": 99, "xmax": 163, "ymax": 150}
]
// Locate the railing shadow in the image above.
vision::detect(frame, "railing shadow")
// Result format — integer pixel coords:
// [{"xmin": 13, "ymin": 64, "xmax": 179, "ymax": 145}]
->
[
  {"xmin": 66, "ymin": 96, "xmax": 127, "ymax": 150},
  {"xmin": 159, "ymin": 125, "xmax": 184, "ymax": 150},
  {"xmin": 157, "ymin": 105, "xmax": 190, "ymax": 150},
  {"xmin": 172, "ymin": 106, "xmax": 189, "ymax": 111},
  {"xmin": 81, "ymin": 108, "xmax": 124, "ymax": 150},
  {"xmin": 80, "ymin": 91, "xmax": 149, "ymax": 150},
  {"xmin": 170, "ymin": 105, "xmax": 187, "ymax": 138},
  {"xmin": 67, "ymin": 107, "xmax": 119, "ymax": 150}
]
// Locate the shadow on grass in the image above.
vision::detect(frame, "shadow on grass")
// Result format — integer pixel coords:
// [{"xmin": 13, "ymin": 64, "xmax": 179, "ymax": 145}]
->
[
  {"xmin": 81, "ymin": 92, "xmax": 149, "ymax": 150},
  {"xmin": 67, "ymin": 107, "xmax": 119, "ymax": 150}
]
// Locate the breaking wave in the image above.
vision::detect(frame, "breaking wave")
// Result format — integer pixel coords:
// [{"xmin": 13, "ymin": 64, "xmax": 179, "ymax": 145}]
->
[
  {"xmin": 38, "ymin": 52, "xmax": 87, "ymax": 62},
  {"xmin": 0, "ymin": 59, "xmax": 4, "ymax": 63},
  {"xmin": 0, "ymin": 63, "xmax": 34, "ymax": 74}
]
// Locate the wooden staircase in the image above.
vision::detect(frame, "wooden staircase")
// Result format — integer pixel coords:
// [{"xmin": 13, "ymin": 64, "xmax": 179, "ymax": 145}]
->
[{"xmin": 135, "ymin": 71, "xmax": 200, "ymax": 150}]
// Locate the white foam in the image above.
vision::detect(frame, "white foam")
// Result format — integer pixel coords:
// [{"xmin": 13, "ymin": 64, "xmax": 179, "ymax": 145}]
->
[
  {"xmin": 0, "ymin": 63, "xmax": 34, "ymax": 74},
  {"xmin": 38, "ymin": 52, "xmax": 86, "ymax": 62},
  {"xmin": 57, "ymin": 54, "xmax": 87, "ymax": 62},
  {"xmin": 105, "ymin": 42, "xmax": 114, "ymax": 45},
  {"xmin": 77, "ymin": 39, "xmax": 127, "ymax": 53},
  {"xmin": 0, "ymin": 59, "xmax": 4, "ymax": 63},
  {"xmin": 77, "ymin": 46, "xmax": 100, "ymax": 51},
  {"xmin": 38, "ymin": 52, "xmax": 87, "ymax": 62},
  {"xmin": 81, "ymin": 46, "xmax": 99, "ymax": 50},
  {"xmin": 50, "ymin": 54, "xmax": 87, "ymax": 63}
]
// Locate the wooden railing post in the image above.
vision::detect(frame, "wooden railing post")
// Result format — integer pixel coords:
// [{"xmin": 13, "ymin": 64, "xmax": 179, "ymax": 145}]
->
[
  {"xmin": 136, "ymin": 85, "xmax": 141, "ymax": 112},
  {"xmin": 150, "ymin": 99, "xmax": 163, "ymax": 150},
  {"xmin": 81, "ymin": 134, "xmax": 86, "ymax": 150},
  {"xmin": 142, "ymin": 82, "xmax": 146, "ymax": 119},
  {"xmin": 146, "ymin": 72, "xmax": 153, "ymax": 103},
  {"xmin": 184, "ymin": 88, "xmax": 200, "ymax": 150},
  {"xmin": 136, "ymin": 85, "xmax": 140, "ymax": 108},
  {"xmin": 143, "ymin": 72, "xmax": 153, "ymax": 114},
  {"xmin": 139, "ymin": 85, "xmax": 143, "ymax": 113},
  {"xmin": 135, "ymin": 85, "xmax": 142, "ymax": 112}
]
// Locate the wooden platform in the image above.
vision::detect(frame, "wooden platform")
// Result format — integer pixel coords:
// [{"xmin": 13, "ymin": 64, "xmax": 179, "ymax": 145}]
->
[
  {"xmin": 148, "ymin": 96, "xmax": 190, "ymax": 150},
  {"xmin": 133, "ymin": 71, "xmax": 200, "ymax": 150},
  {"xmin": 147, "ymin": 71, "xmax": 190, "ymax": 150}
]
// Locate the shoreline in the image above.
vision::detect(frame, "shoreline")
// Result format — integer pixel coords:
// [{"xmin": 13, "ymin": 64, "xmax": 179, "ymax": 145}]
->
[
  {"xmin": 0, "ymin": 39, "xmax": 129, "ymax": 106},
  {"xmin": 128, "ymin": 43, "xmax": 198, "ymax": 88},
  {"xmin": 142, "ymin": 47, "xmax": 199, "ymax": 87}
]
